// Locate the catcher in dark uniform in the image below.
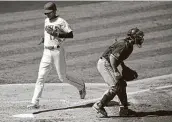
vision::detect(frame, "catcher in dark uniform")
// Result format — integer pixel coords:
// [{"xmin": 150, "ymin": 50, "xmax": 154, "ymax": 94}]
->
[{"xmin": 92, "ymin": 27, "xmax": 144, "ymax": 117}]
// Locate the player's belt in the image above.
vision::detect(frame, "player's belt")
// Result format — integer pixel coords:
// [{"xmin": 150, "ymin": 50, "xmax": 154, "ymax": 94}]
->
[
  {"xmin": 44, "ymin": 45, "xmax": 60, "ymax": 50},
  {"xmin": 100, "ymin": 56, "xmax": 110, "ymax": 63}
]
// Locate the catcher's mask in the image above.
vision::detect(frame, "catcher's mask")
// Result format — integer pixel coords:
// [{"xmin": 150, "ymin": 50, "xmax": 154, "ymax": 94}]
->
[{"xmin": 127, "ymin": 27, "xmax": 144, "ymax": 48}]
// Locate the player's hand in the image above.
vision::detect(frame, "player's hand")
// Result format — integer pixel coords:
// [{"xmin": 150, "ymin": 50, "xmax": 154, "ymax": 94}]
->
[
  {"xmin": 45, "ymin": 26, "xmax": 58, "ymax": 37},
  {"xmin": 114, "ymin": 71, "xmax": 120, "ymax": 76},
  {"xmin": 114, "ymin": 71, "xmax": 122, "ymax": 80},
  {"xmin": 38, "ymin": 37, "xmax": 44, "ymax": 45}
]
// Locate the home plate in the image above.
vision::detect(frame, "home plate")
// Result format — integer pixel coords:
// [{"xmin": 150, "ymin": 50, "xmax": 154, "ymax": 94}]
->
[{"xmin": 12, "ymin": 114, "xmax": 34, "ymax": 118}]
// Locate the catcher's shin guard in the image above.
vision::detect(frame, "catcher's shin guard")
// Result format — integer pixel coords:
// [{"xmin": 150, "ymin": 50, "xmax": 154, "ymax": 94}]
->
[
  {"xmin": 117, "ymin": 86, "xmax": 128, "ymax": 107},
  {"xmin": 100, "ymin": 86, "xmax": 118, "ymax": 106}
]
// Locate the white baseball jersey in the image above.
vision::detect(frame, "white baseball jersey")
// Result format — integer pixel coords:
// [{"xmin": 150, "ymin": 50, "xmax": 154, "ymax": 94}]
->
[{"xmin": 44, "ymin": 17, "xmax": 72, "ymax": 47}]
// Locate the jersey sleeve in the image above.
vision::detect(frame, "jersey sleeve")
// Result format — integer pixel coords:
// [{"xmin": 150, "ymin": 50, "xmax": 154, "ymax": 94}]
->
[{"xmin": 59, "ymin": 18, "xmax": 72, "ymax": 33}]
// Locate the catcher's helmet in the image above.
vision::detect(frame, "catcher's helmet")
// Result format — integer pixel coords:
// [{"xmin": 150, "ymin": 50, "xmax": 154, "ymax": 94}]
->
[
  {"xmin": 44, "ymin": 2, "xmax": 57, "ymax": 14},
  {"xmin": 127, "ymin": 27, "xmax": 144, "ymax": 47}
]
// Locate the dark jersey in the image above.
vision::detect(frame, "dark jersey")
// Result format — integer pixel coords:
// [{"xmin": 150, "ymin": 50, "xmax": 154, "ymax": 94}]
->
[{"xmin": 101, "ymin": 39, "xmax": 133, "ymax": 63}]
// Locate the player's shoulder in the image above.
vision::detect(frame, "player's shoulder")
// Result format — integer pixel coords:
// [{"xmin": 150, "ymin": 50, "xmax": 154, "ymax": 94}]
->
[
  {"xmin": 114, "ymin": 38, "xmax": 126, "ymax": 46},
  {"xmin": 56, "ymin": 16, "xmax": 66, "ymax": 22},
  {"xmin": 118, "ymin": 38, "xmax": 133, "ymax": 50},
  {"xmin": 45, "ymin": 18, "xmax": 49, "ymax": 22}
]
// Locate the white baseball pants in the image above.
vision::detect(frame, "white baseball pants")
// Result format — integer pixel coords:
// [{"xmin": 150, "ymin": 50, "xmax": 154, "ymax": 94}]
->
[{"xmin": 31, "ymin": 46, "xmax": 84, "ymax": 104}]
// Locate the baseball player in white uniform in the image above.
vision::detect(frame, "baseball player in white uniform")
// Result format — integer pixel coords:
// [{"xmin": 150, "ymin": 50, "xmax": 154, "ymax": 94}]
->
[{"xmin": 27, "ymin": 2, "xmax": 86, "ymax": 109}]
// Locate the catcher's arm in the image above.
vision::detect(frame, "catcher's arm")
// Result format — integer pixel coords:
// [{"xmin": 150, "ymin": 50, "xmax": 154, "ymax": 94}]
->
[
  {"xmin": 109, "ymin": 54, "xmax": 122, "ymax": 80},
  {"xmin": 109, "ymin": 54, "xmax": 119, "ymax": 72},
  {"xmin": 121, "ymin": 61, "xmax": 127, "ymax": 69}
]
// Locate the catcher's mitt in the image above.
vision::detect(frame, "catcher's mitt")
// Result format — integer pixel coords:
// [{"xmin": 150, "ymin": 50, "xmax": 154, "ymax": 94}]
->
[{"xmin": 122, "ymin": 66, "xmax": 138, "ymax": 81}]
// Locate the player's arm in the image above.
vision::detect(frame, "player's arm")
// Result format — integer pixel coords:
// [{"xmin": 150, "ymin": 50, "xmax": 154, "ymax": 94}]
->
[
  {"xmin": 58, "ymin": 31, "xmax": 73, "ymax": 38},
  {"xmin": 109, "ymin": 54, "xmax": 122, "ymax": 80},
  {"xmin": 120, "ymin": 61, "xmax": 127, "ymax": 69},
  {"xmin": 109, "ymin": 45, "xmax": 124, "ymax": 72},
  {"xmin": 58, "ymin": 18, "xmax": 73, "ymax": 38},
  {"xmin": 45, "ymin": 27, "xmax": 73, "ymax": 38},
  {"xmin": 109, "ymin": 44, "xmax": 125, "ymax": 79},
  {"xmin": 38, "ymin": 37, "xmax": 44, "ymax": 45},
  {"xmin": 109, "ymin": 54, "xmax": 119, "ymax": 72}
]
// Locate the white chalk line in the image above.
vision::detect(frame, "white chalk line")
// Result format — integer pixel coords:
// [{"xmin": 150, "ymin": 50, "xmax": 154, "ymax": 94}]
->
[
  {"xmin": 129, "ymin": 84, "xmax": 172, "ymax": 95},
  {"xmin": 5, "ymin": 84, "xmax": 172, "ymax": 104},
  {"xmin": 12, "ymin": 114, "xmax": 34, "ymax": 118},
  {"xmin": 10, "ymin": 84, "xmax": 172, "ymax": 104},
  {"xmin": 2, "ymin": 73, "xmax": 172, "ymax": 87}
]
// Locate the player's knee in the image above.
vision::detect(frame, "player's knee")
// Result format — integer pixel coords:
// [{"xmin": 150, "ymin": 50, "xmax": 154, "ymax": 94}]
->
[
  {"xmin": 35, "ymin": 78, "xmax": 44, "ymax": 87},
  {"xmin": 37, "ymin": 72, "xmax": 47, "ymax": 80},
  {"xmin": 36, "ymin": 77, "xmax": 43, "ymax": 83},
  {"xmin": 108, "ymin": 86, "xmax": 119, "ymax": 95}
]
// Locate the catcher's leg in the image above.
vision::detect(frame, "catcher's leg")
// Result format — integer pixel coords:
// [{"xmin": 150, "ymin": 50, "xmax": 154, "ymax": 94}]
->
[
  {"xmin": 116, "ymin": 82, "xmax": 136, "ymax": 116},
  {"xmin": 116, "ymin": 82, "xmax": 128, "ymax": 107},
  {"xmin": 31, "ymin": 52, "xmax": 52, "ymax": 105},
  {"xmin": 92, "ymin": 58, "xmax": 120, "ymax": 116}
]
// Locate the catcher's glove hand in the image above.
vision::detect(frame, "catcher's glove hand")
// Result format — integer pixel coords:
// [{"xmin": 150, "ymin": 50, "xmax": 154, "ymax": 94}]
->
[
  {"xmin": 45, "ymin": 26, "xmax": 58, "ymax": 37},
  {"xmin": 122, "ymin": 66, "xmax": 138, "ymax": 81}
]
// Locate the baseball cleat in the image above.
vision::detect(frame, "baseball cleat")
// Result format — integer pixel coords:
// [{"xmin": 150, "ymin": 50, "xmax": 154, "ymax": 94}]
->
[
  {"xmin": 79, "ymin": 85, "xmax": 86, "ymax": 99},
  {"xmin": 27, "ymin": 103, "xmax": 40, "ymax": 109},
  {"xmin": 119, "ymin": 106, "xmax": 136, "ymax": 117},
  {"xmin": 92, "ymin": 102, "xmax": 108, "ymax": 117}
]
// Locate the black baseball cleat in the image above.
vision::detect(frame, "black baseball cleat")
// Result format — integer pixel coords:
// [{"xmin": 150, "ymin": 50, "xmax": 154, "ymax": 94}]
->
[
  {"xmin": 79, "ymin": 85, "xmax": 86, "ymax": 99},
  {"xmin": 92, "ymin": 102, "xmax": 108, "ymax": 117},
  {"xmin": 119, "ymin": 106, "xmax": 137, "ymax": 117}
]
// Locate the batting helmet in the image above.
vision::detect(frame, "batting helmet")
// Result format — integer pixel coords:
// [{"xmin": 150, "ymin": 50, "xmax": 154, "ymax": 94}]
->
[
  {"xmin": 127, "ymin": 27, "xmax": 144, "ymax": 47},
  {"xmin": 44, "ymin": 2, "xmax": 57, "ymax": 14}
]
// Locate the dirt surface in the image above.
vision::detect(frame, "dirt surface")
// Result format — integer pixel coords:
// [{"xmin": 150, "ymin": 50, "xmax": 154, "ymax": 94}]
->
[
  {"xmin": 0, "ymin": 1, "xmax": 172, "ymax": 122},
  {"xmin": 1, "ymin": 75, "xmax": 172, "ymax": 122}
]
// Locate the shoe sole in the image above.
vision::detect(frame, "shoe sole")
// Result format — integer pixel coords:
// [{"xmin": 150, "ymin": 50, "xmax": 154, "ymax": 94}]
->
[{"xmin": 27, "ymin": 105, "xmax": 40, "ymax": 109}]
